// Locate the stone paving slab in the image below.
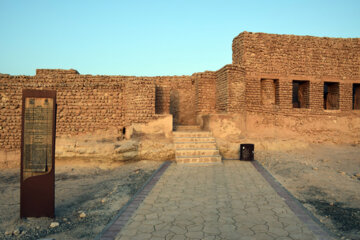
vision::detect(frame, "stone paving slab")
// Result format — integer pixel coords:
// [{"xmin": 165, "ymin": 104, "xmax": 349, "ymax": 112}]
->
[
  {"xmin": 97, "ymin": 161, "xmax": 172, "ymax": 240},
  {"xmin": 114, "ymin": 161, "xmax": 329, "ymax": 240}
]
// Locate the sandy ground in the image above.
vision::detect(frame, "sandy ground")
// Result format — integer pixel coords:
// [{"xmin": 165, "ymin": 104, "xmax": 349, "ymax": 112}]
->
[
  {"xmin": 257, "ymin": 144, "xmax": 360, "ymax": 240},
  {"xmin": 0, "ymin": 160, "xmax": 162, "ymax": 240},
  {"xmin": 1, "ymin": 144, "xmax": 359, "ymax": 240}
]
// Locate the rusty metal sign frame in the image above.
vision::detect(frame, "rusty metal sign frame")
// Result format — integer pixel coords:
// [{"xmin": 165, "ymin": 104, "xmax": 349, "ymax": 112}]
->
[{"xmin": 20, "ymin": 89, "xmax": 57, "ymax": 218}]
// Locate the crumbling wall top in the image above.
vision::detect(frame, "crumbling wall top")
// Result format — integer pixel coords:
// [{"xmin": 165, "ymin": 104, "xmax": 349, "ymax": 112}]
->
[
  {"xmin": 232, "ymin": 31, "xmax": 360, "ymax": 79},
  {"xmin": 36, "ymin": 69, "xmax": 79, "ymax": 75}
]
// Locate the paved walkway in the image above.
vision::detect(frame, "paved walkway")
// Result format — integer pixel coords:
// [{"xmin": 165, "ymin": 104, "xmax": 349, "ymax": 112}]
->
[{"xmin": 113, "ymin": 161, "xmax": 324, "ymax": 240}]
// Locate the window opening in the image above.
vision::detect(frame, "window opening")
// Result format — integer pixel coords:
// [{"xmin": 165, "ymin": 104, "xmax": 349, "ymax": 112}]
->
[
  {"xmin": 292, "ymin": 80, "xmax": 309, "ymax": 108},
  {"xmin": 324, "ymin": 82, "xmax": 339, "ymax": 110}
]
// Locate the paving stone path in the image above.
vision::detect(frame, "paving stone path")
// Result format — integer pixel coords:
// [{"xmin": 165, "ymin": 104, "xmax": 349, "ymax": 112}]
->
[{"xmin": 114, "ymin": 161, "xmax": 323, "ymax": 240}]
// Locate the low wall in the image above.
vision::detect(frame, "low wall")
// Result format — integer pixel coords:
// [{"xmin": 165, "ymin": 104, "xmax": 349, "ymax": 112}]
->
[
  {"xmin": 200, "ymin": 112, "xmax": 360, "ymax": 159},
  {"xmin": 0, "ymin": 114, "xmax": 174, "ymax": 169}
]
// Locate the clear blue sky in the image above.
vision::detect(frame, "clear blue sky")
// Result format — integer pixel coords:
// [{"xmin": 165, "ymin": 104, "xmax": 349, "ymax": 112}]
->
[{"xmin": 0, "ymin": 0, "xmax": 359, "ymax": 76}]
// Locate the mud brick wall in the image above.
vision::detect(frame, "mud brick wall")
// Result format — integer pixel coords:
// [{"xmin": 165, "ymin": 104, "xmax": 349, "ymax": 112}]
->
[
  {"xmin": 244, "ymin": 77, "xmax": 261, "ymax": 110},
  {"xmin": 155, "ymin": 85, "xmax": 167, "ymax": 114},
  {"xmin": 227, "ymin": 65, "xmax": 246, "ymax": 113},
  {"xmin": 194, "ymin": 71, "xmax": 216, "ymax": 114},
  {"xmin": 0, "ymin": 75, "xmax": 28, "ymax": 151},
  {"xmin": 340, "ymin": 83, "xmax": 353, "ymax": 111},
  {"xmin": 233, "ymin": 32, "xmax": 360, "ymax": 80},
  {"xmin": 0, "ymin": 70, "xmax": 159, "ymax": 151},
  {"xmin": 233, "ymin": 32, "xmax": 359, "ymax": 115},
  {"xmin": 215, "ymin": 66, "xmax": 228, "ymax": 112},
  {"xmin": 155, "ymin": 76, "xmax": 198, "ymax": 125},
  {"xmin": 244, "ymin": 77, "xmax": 282, "ymax": 112},
  {"xmin": 155, "ymin": 76, "xmax": 197, "ymax": 125},
  {"xmin": 309, "ymin": 81, "xmax": 323, "ymax": 110},
  {"xmin": 168, "ymin": 76, "xmax": 197, "ymax": 125},
  {"xmin": 124, "ymin": 78, "xmax": 155, "ymax": 124},
  {"xmin": 2, "ymin": 31, "xmax": 360, "ymax": 152},
  {"xmin": 215, "ymin": 65, "xmax": 246, "ymax": 113},
  {"xmin": 36, "ymin": 69, "xmax": 80, "ymax": 75},
  {"xmin": 244, "ymin": 76, "xmax": 360, "ymax": 117},
  {"xmin": 275, "ymin": 80, "xmax": 291, "ymax": 110},
  {"xmin": 155, "ymin": 77, "xmax": 172, "ymax": 115},
  {"xmin": 53, "ymin": 74, "xmax": 126, "ymax": 135},
  {"xmin": 261, "ymin": 79, "xmax": 276, "ymax": 106}
]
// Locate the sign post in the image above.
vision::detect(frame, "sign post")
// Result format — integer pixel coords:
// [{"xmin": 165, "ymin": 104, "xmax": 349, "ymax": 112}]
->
[{"xmin": 20, "ymin": 89, "xmax": 56, "ymax": 218}]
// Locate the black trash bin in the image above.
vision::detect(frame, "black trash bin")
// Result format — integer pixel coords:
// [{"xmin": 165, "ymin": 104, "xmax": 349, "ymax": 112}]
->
[{"xmin": 240, "ymin": 144, "xmax": 254, "ymax": 161}]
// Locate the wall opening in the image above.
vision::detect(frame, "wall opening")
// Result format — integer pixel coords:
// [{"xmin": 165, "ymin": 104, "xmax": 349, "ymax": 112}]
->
[
  {"xmin": 169, "ymin": 89, "xmax": 179, "ymax": 127},
  {"xmin": 261, "ymin": 79, "xmax": 279, "ymax": 106},
  {"xmin": 292, "ymin": 80, "xmax": 310, "ymax": 108},
  {"xmin": 324, "ymin": 82, "xmax": 339, "ymax": 110},
  {"xmin": 353, "ymin": 83, "xmax": 360, "ymax": 110}
]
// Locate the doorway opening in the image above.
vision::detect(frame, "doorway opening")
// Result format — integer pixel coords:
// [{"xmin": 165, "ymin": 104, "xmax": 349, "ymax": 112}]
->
[{"xmin": 324, "ymin": 82, "xmax": 339, "ymax": 110}]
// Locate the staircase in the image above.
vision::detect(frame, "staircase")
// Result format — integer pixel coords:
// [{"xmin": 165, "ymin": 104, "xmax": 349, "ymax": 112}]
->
[{"xmin": 174, "ymin": 125, "xmax": 222, "ymax": 164}]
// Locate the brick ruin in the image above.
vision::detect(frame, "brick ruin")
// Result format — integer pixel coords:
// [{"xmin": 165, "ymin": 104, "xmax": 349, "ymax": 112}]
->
[{"xmin": 1, "ymin": 31, "xmax": 360, "ymax": 164}]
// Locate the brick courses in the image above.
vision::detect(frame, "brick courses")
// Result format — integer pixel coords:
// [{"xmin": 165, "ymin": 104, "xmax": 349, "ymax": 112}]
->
[
  {"xmin": 194, "ymin": 71, "xmax": 216, "ymax": 114},
  {"xmin": 233, "ymin": 32, "xmax": 360, "ymax": 79},
  {"xmin": 231, "ymin": 32, "xmax": 360, "ymax": 117},
  {"xmin": 1, "ymin": 31, "xmax": 360, "ymax": 154}
]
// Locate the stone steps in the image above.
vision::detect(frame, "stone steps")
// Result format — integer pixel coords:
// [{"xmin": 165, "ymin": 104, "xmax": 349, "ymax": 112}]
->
[
  {"xmin": 174, "ymin": 127, "xmax": 222, "ymax": 164},
  {"xmin": 176, "ymin": 149, "xmax": 220, "ymax": 157},
  {"xmin": 175, "ymin": 125, "xmax": 201, "ymax": 131},
  {"xmin": 176, "ymin": 156, "xmax": 222, "ymax": 164},
  {"xmin": 174, "ymin": 137, "xmax": 216, "ymax": 143},
  {"xmin": 173, "ymin": 131, "xmax": 212, "ymax": 138},
  {"xmin": 175, "ymin": 142, "xmax": 217, "ymax": 149}
]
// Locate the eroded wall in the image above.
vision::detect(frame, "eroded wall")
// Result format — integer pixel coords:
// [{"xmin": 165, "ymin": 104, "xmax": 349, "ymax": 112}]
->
[
  {"xmin": 0, "ymin": 69, "xmax": 204, "ymax": 160},
  {"xmin": 215, "ymin": 66, "xmax": 228, "ymax": 112},
  {"xmin": 194, "ymin": 71, "xmax": 217, "ymax": 115},
  {"xmin": 233, "ymin": 32, "xmax": 360, "ymax": 79},
  {"xmin": 154, "ymin": 76, "xmax": 197, "ymax": 126},
  {"xmin": 0, "ymin": 70, "xmax": 157, "ymax": 165},
  {"xmin": 215, "ymin": 65, "xmax": 246, "ymax": 113},
  {"xmin": 201, "ymin": 112, "xmax": 360, "ymax": 159},
  {"xmin": 1, "ymin": 31, "xmax": 360, "ymax": 166}
]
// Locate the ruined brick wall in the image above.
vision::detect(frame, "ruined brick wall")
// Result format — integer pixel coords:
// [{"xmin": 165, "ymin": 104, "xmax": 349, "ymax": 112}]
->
[
  {"xmin": 0, "ymin": 70, "xmax": 158, "ymax": 151},
  {"xmin": 261, "ymin": 79, "xmax": 277, "ymax": 106},
  {"xmin": 155, "ymin": 77, "xmax": 171, "ymax": 115},
  {"xmin": 227, "ymin": 65, "xmax": 246, "ymax": 113},
  {"xmin": 194, "ymin": 71, "xmax": 216, "ymax": 114},
  {"xmin": 154, "ymin": 76, "xmax": 197, "ymax": 126},
  {"xmin": 233, "ymin": 32, "xmax": 360, "ymax": 80},
  {"xmin": 216, "ymin": 65, "xmax": 246, "ymax": 113},
  {"xmin": 35, "ymin": 71, "xmax": 128, "ymax": 134},
  {"xmin": 124, "ymin": 78, "xmax": 155, "ymax": 124},
  {"xmin": 231, "ymin": 32, "xmax": 360, "ymax": 117},
  {"xmin": 1, "ymin": 68, "xmax": 202, "ymax": 152},
  {"xmin": 168, "ymin": 76, "xmax": 197, "ymax": 126},
  {"xmin": 215, "ymin": 66, "xmax": 228, "ymax": 112},
  {"xmin": 243, "ymin": 76, "xmax": 360, "ymax": 116},
  {"xmin": 0, "ymin": 74, "xmax": 26, "ymax": 151},
  {"xmin": 2, "ymin": 31, "xmax": 360, "ymax": 153},
  {"xmin": 155, "ymin": 85, "xmax": 168, "ymax": 114}
]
